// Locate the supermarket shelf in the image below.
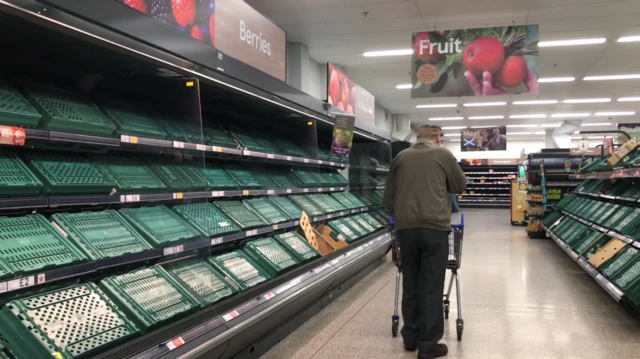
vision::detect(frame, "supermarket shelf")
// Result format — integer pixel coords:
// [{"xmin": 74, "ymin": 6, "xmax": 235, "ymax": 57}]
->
[
  {"xmin": 351, "ymin": 165, "xmax": 389, "ymax": 172},
  {"xmin": 543, "ymin": 224, "xmax": 625, "ymax": 302},
  {"xmin": 571, "ymin": 168, "xmax": 640, "ymax": 180},
  {"xmin": 465, "ymin": 187, "xmax": 510, "ymax": 190},
  {"xmin": 460, "ymin": 193, "xmax": 509, "ymax": 197},
  {"xmin": 465, "ymin": 182, "xmax": 511, "ymax": 185},
  {"xmin": 465, "ymin": 172, "xmax": 516, "ymax": 175},
  {"xmin": 573, "ymin": 190, "xmax": 639, "ymax": 205},
  {"xmin": 546, "ymin": 181, "xmax": 582, "ymax": 187},
  {"xmin": 554, "ymin": 209, "xmax": 640, "ymax": 250},
  {"xmin": 350, "ymin": 185, "xmax": 385, "ymax": 191},
  {"xmin": 0, "ymin": 205, "xmax": 372, "ymax": 300}
]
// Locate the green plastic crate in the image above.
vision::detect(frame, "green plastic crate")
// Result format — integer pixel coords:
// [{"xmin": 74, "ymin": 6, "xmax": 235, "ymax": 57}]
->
[
  {"xmin": 226, "ymin": 126, "xmax": 267, "ymax": 152},
  {"xmin": 225, "ymin": 166, "xmax": 262, "ymax": 188},
  {"xmin": 0, "ymin": 214, "xmax": 88, "ymax": 280},
  {"xmin": 327, "ymin": 219, "xmax": 358, "ymax": 243},
  {"xmin": 289, "ymin": 195, "xmax": 323, "ymax": 216},
  {"xmin": 611, "ymin": 257, "xmax": 640, "ymax": 291},
  {"xmin": 269, "ymin": 196, "xmax": 303, "ymax": 220},
  {"xmin": 20, "ymin": 80, "xmax": 115, "ymax": 136},
  {"xmin": 290, "ymin": 169, "xmax": 319, "ymax": 187},
  {"xmin": 208, "ymin": 250, "xmax": 271, "ymax": 291},
  {"xmin": 24, "ymin": 152, "xmax": 115, "ymax": 195},
  {"xmin": 147, "ymin": 161, "xmax": 207, "ymax": 192},
  {"xmin": 164, "ymin": 259, "xmax": 237, "ymax": 306},
  {"xmin": 197, "ymin": 166, "xmax": 238, "ymax": 189},
  {"xmin": 317, "ymin": 194, "xmax": 347, "ymax": 211},
  {"xmin": 273, "ymin": 232, "xmax": 320, "ymax": 262},
  {"xmin": 99, "ymin": 267, "xmax": 199, "ymax": 331},
  {"xmin": 98, "ymin": 99, "xmax": 167, "ymax": 139},
  {"xmin": 306, "ymin": 194, "xmax": 337, "ymax": 214},
  {"xmin": 0, "ymin": 283, "xmax": 139, "ymax": 359},
  {"xmin": 342, "ymin": 217, "xmax": 370, "ymax": 237},
  {"xmin": 251, "ymin": 171, "xmax": 280, "ymax": 189},
  {"xmin": 94, "ymin": 156, "xmax": 167, "ymax": 194},
  {"xmin": 0, "ymin": 77, "xmax": 42, "ymax": 127},
  {"xmin": 172, "ymin": 202, "xmax": 239, "ymax": 237},
  {"xmin": 252, "ymin": 135, "xmax": 279, "ymax": 154},
  {"xmin": 244, "ymin": 197, "xmax": 291, "ymax": 225},
  {"xmin": 213, "ymin": 201, "xmax": 267, "ymax": 229},
  {"xmin": 356, "ymin": 213, "xmax": 384, "ymax": 230},
  {"xmin": 269, "ymin": 171, "xmax": 297, "ymax": 189},
  {"xmin": 243, "ymin": 238, "xmax": 299, "ymax": 276},
  {"xmin": 601, "ymin": 247, "xmax": 639, "ymax": 279},
  {"xmin": 119, "ymin": 205, "xmax": 203, "ymax": 247},
  {"xmin": 0, "ymin": 151, "xmax": 43, "ymax": 197},
  {"xmin": 202, "ymin": 125, "xmax": 238, "ymax": 148},
  {"xmin": 51, "ymin": 210, "xmax": 153, "ymax": 261},
  {"xmin": 572, "ymin": 231, "xmax": 602, "ymax": 254},
  {"xmin": 273, "ymin": 138, "xmax": 307, "ymax": 157},
  {"xmin": 343, "ymin": 192, "xmax": 367, "ymax": 207},
  {"xmin": 154, "ymin": 114, "xmax": 201, "ymax": 143},
  {"xmin": 309, "ymin": 172, "xmax": 329, "ymax": 186},
  {"xmin": 331, "ymin": 192, "xmax": 358, "ymax": 209}
]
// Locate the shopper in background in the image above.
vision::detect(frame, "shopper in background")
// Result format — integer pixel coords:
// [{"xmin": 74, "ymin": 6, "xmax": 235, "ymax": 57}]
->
[
  {"xmin": 450, "ymin": 193, "xmax": 460, "ymax": 213},
  {"xmin": 383, "ymin": 125, "xmax": 466, "ymax": 359}
]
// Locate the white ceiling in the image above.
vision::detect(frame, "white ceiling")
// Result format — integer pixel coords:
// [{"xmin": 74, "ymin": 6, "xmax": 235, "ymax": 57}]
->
[{"xmin": 247, "ymin": 0, "xmax": 640, "ymax": 134}]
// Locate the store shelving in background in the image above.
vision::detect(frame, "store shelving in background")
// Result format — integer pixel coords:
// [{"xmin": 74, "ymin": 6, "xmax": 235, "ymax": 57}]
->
[{"xmin": 458, "ymin": 162, "xmax": 516, "ymax": 208}]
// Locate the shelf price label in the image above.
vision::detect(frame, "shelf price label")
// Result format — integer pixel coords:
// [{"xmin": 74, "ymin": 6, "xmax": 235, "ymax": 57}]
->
[
  {"xmin": 304, "ymin": 158, "xmax": 310, "ymax": 163},
  {"xmin": 317, "ymin": 188, "xmax": 324, "ymax": 192},
  {"xmin": 263, "ymin": 292, "xmax": 275, "ymax": 300},
  {"xmin": 318, "ymin": 160, "xmax": 323, "ymax": 164},
  {"xmin": 246, "ymin": 229, "xmax": 258, "ymax": 237},
  {"xmin": 173, "ymin": 193, "xmax": 183, "ymax": 200},
  {"xmin": 121, "ymin": 194, "xmax": 141, "ymax": 203},
  {"xmin": 212, "ymin": 191, "xmax": 225, "ymax": 197},
  {"xmin": 303, "ymin": 188, "xmax": 309, "ymax": 193},
  {"xmin": 286, "ymin": 156, "xmax": 292, "ymax": 161},
  {"xmin": 330, "ymin": 162, "xmax": 335, "ymax": 166},
  {"xmin": 120, "ymin": 135, "xmax": 139, "ymax": 144},
  {"xmin": 267, "ymin": 154, "xmax": 275, "ymax": 159},
  {"xmin": 222, "ymin": 310, "xmax": 239, "ymax": 322},
  {"xmin": 286, "ymin": 189, "xmax": 292, "ymax": 194},
  {"xmin": 243, "ymin": 190, "xmax": 250, "ymax": 196},
  {"xmin": 163, "ymin": 245, "xmax": 184, "ymax": 256},
  {"xmin": 267, "ymin": 189, "xmax": 275, "ymax": 195},
  {"xmin": 0, "ymin": 281, "xmax": 6, "ymax": 293},
  {"xmin": 244, "ymin": 150, "xmax": 252, "ymax": 156},
  {"xmin": 330, "ymin": 188, "xmax": 335, "ymax": 191},
  {"xmin": 211, "ymin": 237, "xmax": 224, "ymax": 246},
  {"xmin": 7, "ymin": 276, "xmax": 35, "ymax": 292},
  {"xmin": 196, "ymin": 144, "xmax": 206, "ymax": 151},
  {"xmin": 173, "ymin": 141, "xmax": 185, "ymax": 149},
  {"xmin": 166, "ymin": 337, "xmax": 185, "ymax": 351}
]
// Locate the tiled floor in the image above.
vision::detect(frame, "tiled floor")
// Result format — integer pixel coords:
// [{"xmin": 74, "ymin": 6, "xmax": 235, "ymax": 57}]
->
[{"xmin": 260, "ymin": 209, "xmax": 640, "ymax": 359}]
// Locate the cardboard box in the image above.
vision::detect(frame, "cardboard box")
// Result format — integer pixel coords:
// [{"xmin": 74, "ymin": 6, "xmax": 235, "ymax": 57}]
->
[
  {"xmin": 607, "ymin": 139, "xmax": 638, "ymax": 166},
  {"xmin": 588, "ymin": 238, "xmax": 626, "ymax": 267}
]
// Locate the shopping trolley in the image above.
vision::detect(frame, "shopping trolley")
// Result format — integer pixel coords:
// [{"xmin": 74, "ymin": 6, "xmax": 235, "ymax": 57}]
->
[{"xmin": 390, "ymin": 214, "xmax": 465, "ymax": 341}]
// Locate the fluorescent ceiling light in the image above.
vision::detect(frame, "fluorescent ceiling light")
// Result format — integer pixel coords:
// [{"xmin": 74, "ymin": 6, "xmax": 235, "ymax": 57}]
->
[
  {"xmin": 563, "ymin": 98, "xmax": 610, "ymax": 104},
  {"xmin": 540, "ymin": 123, "xmax": 561, "ymax": 127},
  {"xmin": 429, "ymin": 117, "xmax": 464, "ymax": 121},
  {"xmin": 571, "ymin": 136, "xmax": 585, "ymax": 140},
  {"xmin": 509, "ymin": 114, "xmax": 547, "ymax": 119},
  {"xmin": 449, "ymin": 139, "xmax": 461, "ymax": 142},
  {"xmin": 584, "ymin": 74, "xmax": 640, "ymax": 81},
  {"xmin": 534, "ymin": 131, "xmax": 546, "ymax": 135},
  {"xmin": 443, "ymin": 134, "xmax": 459, "ymax": 137},
  {"xmin": 470, "ymin": 125, "xmax": 498, "ymax": 128},
  {"xmin": 618, "ymin": 97, "xmax": 640, "ymax": 102},
  {"xmin": 581, "ymin": 123, "xmax": 613, "ymax": 126},
  {"xmin": 550, "ymin": 112, "xmax": 590, "ymax": 118},
  {"xmin": 507, "ymin": 124, "xmax": 538, "ymax": 128},
  {"xmin": 618, "ymin": 36, "xmax": 640, "ymax": 43},
  {"xmin": 588, "ymin": 136, "xmax": 605, "ymax": 139},
  {"xmin": 463, "ymin": 102, "xmax": 506, "ymax": 107},
  {"xmin": 539, "ymin": 38, "xmax": 606, "ymax": 47},
  {"xmin": 363, "ymin": 49, "xmax": 413, "ymax": 57},
  {"xmin": 538, "ymin": 77, "xmax": 575, "ymax": 83},
  {"xmin": 396, "ymin": 84, "xmax": 412, "ymax": 89},
  {"xmin": 594, "ymin": 111, "xmax": 635, "ymax": 116},
  {"xmin": 468, "ymin": 115, "xmax": 504, "ymax": 120},
  {"xmin": 416, "ymin": 104, "xmax": 457, "ymax": 109},
  {"xmin": 441, "ymin": 126, "xmax": 466, "ymax": 130},
  {"xmin": 513, "ymin": 100, "xmax": 558, "ymax": 105},
  {"xmin": 508, "ymin": 132, "xmax": 533, "ymax": 135}
]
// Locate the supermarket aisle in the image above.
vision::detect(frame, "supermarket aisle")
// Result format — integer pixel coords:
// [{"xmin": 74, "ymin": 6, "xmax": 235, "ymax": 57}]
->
[{"xmin": 261, "ymin": 209, "xmax": 640, "ymax": 359}]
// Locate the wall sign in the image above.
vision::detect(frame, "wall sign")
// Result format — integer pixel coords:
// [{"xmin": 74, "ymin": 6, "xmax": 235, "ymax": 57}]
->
[
  {"xmin": 461, "ymin": 126, "xmax": 507, "ymax": 152},
  {"xmin": 411, "ymin": 25, "xmax": 539, "ymax": 98},
  {"xmin": 327, "ymin": 63, "xmax": 375, "ymax": 124},
  {"xmin": 618, "ymin": 123, "xmax": 640, "ymax": 142},
  {"xmin": 330, "ymin": 114, "xmax": 355, "ymax": 156}
]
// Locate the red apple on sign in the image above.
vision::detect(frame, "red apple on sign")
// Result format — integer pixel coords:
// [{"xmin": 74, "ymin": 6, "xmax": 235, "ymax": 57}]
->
[
  {"xmin": 329, "ymin": 70, "xmax": 340, "ymax": 105},
  {"xmin": 336, "ymin": 102, "xmax": 345, "ymax": 111},
  {"xmin": 494, "ymin": 55, "xmax": 527, "ymax": 88},
  {"xmin": 340, "ymin": 78, "xmax": 350, "ymax": 104},
  {"xmin": 462, "ymin": 36, "xmax": 505, "ymax": 76},
  {"xmin": 413, "ymin": 32, "xmax": 444, "ymax": 64}
]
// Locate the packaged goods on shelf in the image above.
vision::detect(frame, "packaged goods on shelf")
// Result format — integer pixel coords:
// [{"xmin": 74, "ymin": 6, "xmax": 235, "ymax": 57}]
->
[
  {"xmin": 243, "ymin": 237, "xmax": 299, "ymax": 276},
  {"xmin": 164, "ymin": 259, "xmax": 238, "ymax": 306},
  {"xmin": 119, "ymin": 205, "xmax": 204, "ymax": 247},
  {"xmin": 0, "ymin": 150, "xmax": 43, "ymax": 197},
  {"xmin": 607, "ymin": 139, "xmax": 638, "ymax": 166},
  {"xmin": 208, "ymin": 250, "xmax": 270, "ymax": 291},
  {"xmin": 273, "ymin": 232, "xmax": 320, "ymax": 262},
  {"xmin": 172, "ymin": 202, "xmax": 239, "ymax": 237},
  {"xmin": 214, "ymin": 200, "xmax": 268, "ymax": 229},
  {"xmin": 94, "ymin": 156, "xmax": 167, "ymax": 193},
  {"xmin": 244, "ymin": 197, "xmax": 292, "ymax": 225}
]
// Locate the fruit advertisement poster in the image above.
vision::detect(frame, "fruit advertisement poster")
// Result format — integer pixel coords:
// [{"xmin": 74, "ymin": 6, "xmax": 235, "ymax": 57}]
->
[
  {"xmin": 461, "ymin": 126, "xmax": 507, "ymax": 152},
  {"xmin": 327, "ymin": 63, "xmax": 375, "ymax": 124},
  {"xmin": 618, "ymin": 123, "xmax": 640, "ymax": 142},
  {"xmin": 411, "ymin": 25, "xmax": 539, "ymax": 98},
  {"xmin": 330, "ymin": 114, "xmax": 355, "ymax": 157}
]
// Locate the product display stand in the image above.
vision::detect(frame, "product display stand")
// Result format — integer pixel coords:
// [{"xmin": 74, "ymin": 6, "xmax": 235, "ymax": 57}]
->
[{"xmin": 459, "ymin": 163, "xmax": 516, "ymax": 208}]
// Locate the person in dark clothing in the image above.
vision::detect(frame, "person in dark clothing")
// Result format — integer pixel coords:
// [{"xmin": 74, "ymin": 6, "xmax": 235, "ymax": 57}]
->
[
  {"xmin": 484, "ymin": 128, "xmax": 507, "ymax": 151},
  {"xmin": 384, "ymin": 125, "xmax": 466, "ymax": 359}
]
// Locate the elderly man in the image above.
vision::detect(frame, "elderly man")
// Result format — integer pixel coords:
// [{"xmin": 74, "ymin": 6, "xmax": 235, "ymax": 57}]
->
[
  {"xmin": 384, "ymin": 125, "xmax": 466, "ymax": 359},
  {"xmin": 485, "ymin": 128, "xmax": 507, "ymax": 151}
]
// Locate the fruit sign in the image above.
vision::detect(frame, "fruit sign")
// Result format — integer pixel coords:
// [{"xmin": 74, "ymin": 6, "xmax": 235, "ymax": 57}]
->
[
  {"xmin": 330, "ymin": 115, "xmax": 355, "ymax": 157},
  {"xmin": 411, "ymin": 25, "xmax": 539, "ymax": 98},
  {"xmin": 327, "ymin": 63, "xmax": 375, "ymax": 124}
]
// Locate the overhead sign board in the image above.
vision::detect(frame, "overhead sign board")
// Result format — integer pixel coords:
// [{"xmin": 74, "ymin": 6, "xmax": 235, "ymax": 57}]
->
[
  {"xmin": 461, "ymin": 126, "xmax": 507, "ymax": 152},
  {"xmin": 327, "ymin": 63, "xmax": 375, "ymax": 124},
  {"xmin": 618, "ymin": 123, "xmax": 640, "ymax": 142}
]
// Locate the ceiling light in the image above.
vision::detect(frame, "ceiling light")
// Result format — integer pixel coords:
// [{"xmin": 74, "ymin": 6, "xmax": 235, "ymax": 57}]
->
[
  {"xmin": 509, "ymin": 114, "xmax": 547, "ymax": 119},
  {"xmin": 540, "ymin": 123, "xmax": 561, "ymax": 127},
  {"xmin": 507, "ymin": 124, "xmax": 538, "ymax": 128},
  {"xmin": 581, "ymin": 123, "xmax": 613, "ymax": 126},
  {"xmin": 470, "ymin": 125, "xmax": 499, "ymax": 128},
  {"xmin": 594, "ymin": 111, "xmax": 635, "ymax": 116},
  {"xmin": 588, "ymin": 136, "xmax": 605, "ymax": 139},
  {"xmin": 468, "ymin": 115, "xmax": 505, "ymax": 120},
  {"xmin": 508, "ymin": 132, "xmax": 533, "ymax": 135},
  {"xmin": 441, "ymin": 126, "xmax": 467, "ymax": 130},
  {"xmin": 584, "ymin": 74, "xmax": 640, "ymax": 81},
  {"xmin": 550, "ymin": 112, "xmax": 590, "ymax": 118},
  {"xmin": 363, "ymin": 49, "xmax": 413, "ymax": 57},
  {"xmin": 618, "ymin": 97, "xmax": 640, "ymax": 102},
  {"xmin": 513, "ymin": 100, "xmax": 558, "ymax": 105},
  {"xmin": 449, "ymin": 139, "xmax": 461, "ymax": 142},
  {"xmin": 396, "ymin": 84, "xmax": 412, "ymax": 89},
  {"xmin": 563, "ymin": 98, "xmax": 611, "ymax": 104},
  {"xmin": 538, "ymin": 77, "xmax": 575, "ymax": 83},
  {"xmin": 463, "ymin": 102, "xmax": 506, "ymax": 107},
  {"xmin": 618, "ymin": 36, "xmax": 640, "ymax": 43},
  {"xmin": 429, "ymin": 117, "xmax": 464, "ymax": 121},
  {"xmin": 443, "ymin": 134, "xmax": 459, "ymax": 137},
  {"xmin": 538, "ymin": 38, "xmax": 606, "ymax": 47},
  {"xmin": 416, "ymin": 104, "xmax": 457, "ymax": 109},
  {"xmin": 534, "ymin": 131, "xmax": 546, "ymax": 135},
  {"xmin": 571, "ymin": 136, "xmax": 585, "ymax": 140}
]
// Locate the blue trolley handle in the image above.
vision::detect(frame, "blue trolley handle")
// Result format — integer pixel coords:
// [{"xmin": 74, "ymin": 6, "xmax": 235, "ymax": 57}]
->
[{"xmin": 451, "ymin": 213, "xmax": 465, "ymax": 229}]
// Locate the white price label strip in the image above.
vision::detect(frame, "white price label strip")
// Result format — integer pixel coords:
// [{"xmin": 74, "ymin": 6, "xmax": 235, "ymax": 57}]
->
[
  {"xmin": 267, "ymin": 154, "xmax": 275, "ymax": 159},
  {"xmin": 245, "ymin": 150, "xmax": 252, "ymax": 156},
  {"xmin": 264, "ymin": 292, "xmax": 275, "ymax": 300},
  {"xmin": 286, "ymin": 189, "xmax": 292, "ymax": 194},
  {"xmin": 121, "ymin": 194, "xmax": 141, "ymax": 203},
  {"xmin": 211, "ymin": 237, "xmax": 223, "ymax": 245},
  {"xmin": 0, "ymin": 281, "xmax": 6, "ymax": 293},
  {"xmin": 275, "ymin": 277, "xmax": 302, "ymax": 294},
  {"xmin": 304, "ymin": 158, "xmax": 310, "ymax": 163},
  {"xmin": 286, "ymin": 156, "xmax": 292, "ymax": 161},
  {"xmin": 246, "ymin": 229, "xmax": 258, "ymax": 237},
  {"xmin": 303, "ymin": 189, "xmax": 309, "ymax": 193},
  {"xmin": 212, "ymin": 191, "xmax": 225, "ymax": 197},
  {"xmin": 223, "ymin": 310, "xmax": 240, "ymax": 321},
  {"xmin": 267, "ymin": 189, "xmax": 275, "ymax": 195},
  {"xmin": 166, "ymin": 337, "xmax": 185, "ymax": 351},
  {"xmin": 163, "ymin": 245, "xmax": 184, "ymax": 256},
  {"xmin": 7, "ymin": 276, "xmax": 35, "ymax": 292},
  {"xmin": 173, "ymin": 141, "xmax": 185, "ymax": 149},
  {"xmin": 196, "ymin": 144, "xmax": 206, "ymax": 151}
]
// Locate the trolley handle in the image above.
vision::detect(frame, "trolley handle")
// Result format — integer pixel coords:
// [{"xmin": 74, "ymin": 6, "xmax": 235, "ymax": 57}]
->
[{"xmin": 388, "ymin": 214, "xmax": 464, "ymax": 229}]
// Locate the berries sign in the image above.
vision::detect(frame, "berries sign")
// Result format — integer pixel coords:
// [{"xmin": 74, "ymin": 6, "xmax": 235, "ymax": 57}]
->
[{"xmin": 411, "ymin": 25, "xmax": 539, "ymax": 98}]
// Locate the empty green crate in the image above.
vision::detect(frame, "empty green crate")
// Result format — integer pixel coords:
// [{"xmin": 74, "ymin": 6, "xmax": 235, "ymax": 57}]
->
[
  {"xmin": 0, "ymin": 283, "xmax": 139, "ymax": 359},
  {"xmin": 356, "ymin": 213, "xmax": 384, "ymax": 230},
  {"xmin": 172, "ymin": 202, "xmax": 239, "ymax": 237},
  {"xmin": 225, "ymin": 166, "xmax": 262, "ymax": 188},
  {"xmin": 353, "ymin": 192, "xmax": 374, "ymax": 206},
  {"xmin": 119, "ymin": 205, "xmax": 203, "ymax": 247},
  {"xmin": 197, "ymin": 166, "xmax": 238, "ymax": 189},
  {"xmin": 306, "ymin": 194, "xmax": 337, "ymax": 214},
  {"xmin": 0, "ymin": 77, "xmax": 42, "ymax": 127},
  {"xmin": 290, "ymin": 169, "xmax": 319, "ymax": 187},
  {"xmin": 327, "ymin": 219, "xmax": 358, "ymax": 243},
  {"xmin": 573, "ymin": 231, "xmax": 602, "ymax": 254},
  {"xmin": 317, "ymin": 194, "xmax": 347, "ymax": 211},
  {"xmin": 154, "ymin": 114, "xmax": 201, "ymax": 143},
  {"xmin": 273, "ymin": 138, "xmax": 307, "ymax": 157},
  {"xmin": 243, "ymin": 237, "xmax": 299, "ymax": 276},
  {"xmin": 94, "ymin": 157, "xmax": 167, "ymax": 193},
  {"xmin": 214, "ymin": 200, "xmax": 267, "ymax": 229},
  {"xmin": 0, "ymin": 214, "xmax": 88, "ymax": 280},
  {"xmin": 342, "ymin": 217, "xmax": 369, "ymax": 237},
  {"xmin": 251, "ymin": 171, "xmax": 280, "ymax": 189},
  {"xmin": 99, "ymin": 267, "xmax": 199, "ymax": 331},
  {"xmin": 226, "ymin": 127, "xmax": 268, "ymax": 152},
  {"xmin": 24, "ymin": 152, "xmax": 116, "ymax": 195},
  {"xmin": 98, "ymin": 100, "xmax": 167, "ymax": 139},
  {"xmin": 343, "ymin": 192, "xmax": 366, "ymax": 207},
  {"xmin": 269, "ymin": 196, "xmax": 303, "ymax": 220},
  {"xmin": 252, "ymin": 135, "xmax": 280, "ymax": 153},
  {"xmin": 331, "ymin": 192, "xmax": 359, "ymax": 209},
  {"xmin": 208, "ymin": 250, "xmax": 270, "ymax": 291},
  {"xmin": 543, "ymin": 211, "xmax": 563, "ymax": 227},
  {"xmin": 20, "ymin": 80, "xmax": 115, "ymax": 136},
  {"xmin": 147, "ymin": 161, "xmax": 207, "ymax": 192},
  {"xmin": 611, "ymin": 257, "xmax": 640, "ymax": 292},
  {"xmin": 51, "ymin": 210, "xmax": 153, "ymax": 260},
  {"xmin": 273, "ymin": 232, "xmax": 320, "ymax": 262},
  {"xmin": 601, "ymin": 247, "xmax": 640, "ymax": 279},
  {"xmin": 164, "ymin": 259, "xmax": 237, "ymax": 306},
  {"xmin": 244, "ymin": 198, "xmax": 291, "ymax": 225},
  {"xmin": 309, "ymin": 172, "xmax": 329, "ymax": 186},
  {"xmin": 289, "ymin": 195, "xmax": 323, "ymax": 216},
  {"xmin": 0, "ymin": 151, "xmax": 43, "ymax": 197},
  {"xmin": 269, "ymin": 171, "xmax": 297, "ymax": 189},
  {"xmin": 202, "ymin": 125, "xmax": 238, "ymax": 148}
]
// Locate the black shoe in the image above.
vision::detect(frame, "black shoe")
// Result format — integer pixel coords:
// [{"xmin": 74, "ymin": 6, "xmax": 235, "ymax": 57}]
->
[
  {"xmin": 417, "ymin": 343, "xmax": 448, "ymax": 359},
  {"xmin": 404, "ymin": 342, "xmax": 417, "ymax": 352}
]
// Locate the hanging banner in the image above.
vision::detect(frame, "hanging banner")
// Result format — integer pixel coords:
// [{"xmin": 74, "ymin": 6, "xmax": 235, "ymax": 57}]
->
[
  {"xmin": 330, "ymin": 114, "xmax": 355, "ymax": 156},
  {"xmin": 117, "ymin": 0, "xmax": 286, "ymax": 81},
  {"xmin": 327, "ymin": 63, "xmax": 375, "ymax": 124},
  {"xmin": 461, "ymin": 126, "xmax": 507, "ymax": 152},
  {"xmin": 618, "ymin": 123, "xmax": 640, "ymax": 142},
  {"xmin": 411, "ymin": 25, "xmax": 539, "ymax": 98}
]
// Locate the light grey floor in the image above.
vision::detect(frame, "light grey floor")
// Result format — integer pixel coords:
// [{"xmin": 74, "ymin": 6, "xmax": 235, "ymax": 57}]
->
[{"xmin": 260, "ymin": 209, "xmax": 640, "ymax": 359}]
